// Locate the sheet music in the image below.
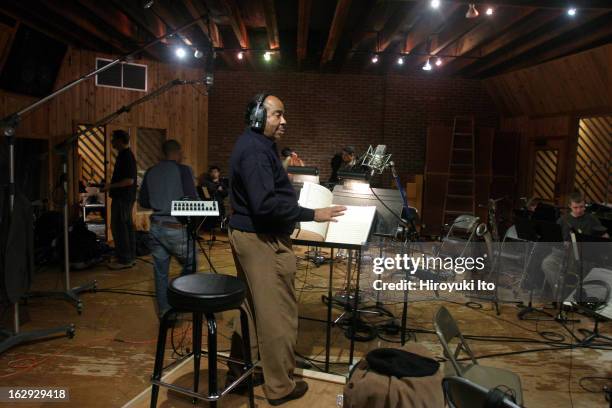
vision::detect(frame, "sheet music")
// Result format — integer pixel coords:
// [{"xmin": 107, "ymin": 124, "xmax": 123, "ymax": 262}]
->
[
  {"xmin": 326, "ymin": 205, "xmax": 376, "ymax": 246},
  {"xmin": 296, "ymin": 182, "xmax": 333, "ymax": 240}
]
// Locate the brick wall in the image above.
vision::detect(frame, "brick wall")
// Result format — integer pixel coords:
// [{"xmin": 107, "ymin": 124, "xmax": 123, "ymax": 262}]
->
[{"xmin": 207, "ymin": 71, "xmax": 498, "ymax": 184}]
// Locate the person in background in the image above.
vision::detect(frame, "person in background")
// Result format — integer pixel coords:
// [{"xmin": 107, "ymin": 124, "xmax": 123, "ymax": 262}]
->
[
  {"xmin": 199, "ymin": 165, "xmax": 229, "ymax": 227},
  {"xmin": 329, "ymin": 145, "xmax": 358, "ymax": 183},
  {"xmin": 138, "ymin": 139, "xmax": 198, "ymax": 320},
  {"xmin": 541, "ymin": 190, "xmax": 609, "ymax": 299},
  {"xmin": 557, "ymin": 190, "xmax": 609, "ymax": 240},
  {"xmin": 280, "ymin": 147, "xmax": 305, "ymax": 171},
  {"xmin": 526, "ymin": 196, "xmax": 541, "ymax": 213},
  {"xmin": 102, "ymin": 130, "xmax": 137, "ymax": 270},
  {"xmin": 341, "ymin": 145, "xmax": 357, "ymax": 169}
]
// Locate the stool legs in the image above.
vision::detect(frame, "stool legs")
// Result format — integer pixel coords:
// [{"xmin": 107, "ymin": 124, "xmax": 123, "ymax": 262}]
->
[
  {"xmin": 239, "ymin": 307, "xmax": 255, "ymax": 408},
  {"xmin": 206, "ymin": 313, "xmax": 217, "ymax": 408},
  {"xmin": 150, "ymin": 310, "xmax": 172, "ymax": 408},
  {"xmin": 192, "ymin": 312, "xmax": 203, "ymax": 403},
  {"xmin": 150, "ymin": 308, "xmax": 253, "ymax": 408}
]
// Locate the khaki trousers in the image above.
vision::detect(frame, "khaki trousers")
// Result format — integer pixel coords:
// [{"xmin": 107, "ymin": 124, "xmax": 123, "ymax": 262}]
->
[{"xmin": 228, "ymin": 228, "xmax": 298, "ymax": 399}]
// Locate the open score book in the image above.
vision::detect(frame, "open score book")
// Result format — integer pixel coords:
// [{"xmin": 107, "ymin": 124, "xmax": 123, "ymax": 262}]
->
[{"xmin": 292, "ymin": 182, "xmax": 376, "ymax": 246}]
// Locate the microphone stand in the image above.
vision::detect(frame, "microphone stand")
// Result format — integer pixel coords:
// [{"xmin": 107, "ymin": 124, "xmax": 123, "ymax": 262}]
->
[
  {"xmin": 29, "ymin": 78, "xmax": 204, "ymax": 312},
  {"xmin": 0, "ymin": 15, "xmax": 209, "ymax": 352}
]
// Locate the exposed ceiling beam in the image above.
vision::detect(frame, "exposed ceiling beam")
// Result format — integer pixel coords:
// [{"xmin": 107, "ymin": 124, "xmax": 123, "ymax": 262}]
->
[
  {"xmin": 0, "ymin": 20, "xmax": 19, "ymax": 74},
  {"xmin": 0, "ymin": 1, "xmax": 110, "ymax": 52},
  {"xmin": 438, "ymin": 7, "xmax": 537, "ymax": 75},
  {"xmin": 76, "ymin": 0, "xmax": 163, "ymax": 60},
  {"xmin": 219, "ymin": 0, "xmax": 249, "ymax": 49},
  {"xmin": 402, "ymin": 3, "xmax": 462, "ymax": 54},
  {"xmin": 377, "ymin": 1, "xmax": 424, "ymax": 52},
  {"xmin": 443, "ymin": 9, "xmax": 560, "ymax": 75},
  {"xmin": 400, "ymin": 0, "xmax": 612, "ymax": 8},
  {"xmin": 340, "ymin": 0, "xmax": 379, "ymax": 68},
  {"xmin": 41, "ymin": 0, "xmax": 131, "ymax": 54},
  {"xmin": 184, "ymin": 0, "xmax": 223, "ymax": 48},
  {"xmin": 261, "ymin": 0, "xmax": 279, "ymax": 50},
  {"xmin": 76, "ymin": 0, "xmax": 138, "ymax": 41},
  {"xmin": 109, "ymin": 0, "xmax": 166, "ymax": 41},
  {"xmin": 483, "ymin": 11, "xmax": 612, "ymax": 75},
  {"xmin": 321, "ymin": 0, "xmax": 352, "ymax": 65},
  {"xmin": 406, "ymin": 8, "xmax": 487, "ymax": 70},
  {"xmin": 464, "ymin": 9, "xmax": 609, "ymax": 76},
  {"xmin": 183, "ymin": 0, "xmax": 238, "ymax": 70},
  {"xmin": 297, "ymin": 0, "xmax": 312, "ymax": 66}
]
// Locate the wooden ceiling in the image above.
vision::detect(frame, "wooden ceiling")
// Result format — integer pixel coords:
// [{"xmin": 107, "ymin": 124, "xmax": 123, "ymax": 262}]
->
[{"xmin": 1, "ymin": 0, "xmax": 612, "ymax": 78}]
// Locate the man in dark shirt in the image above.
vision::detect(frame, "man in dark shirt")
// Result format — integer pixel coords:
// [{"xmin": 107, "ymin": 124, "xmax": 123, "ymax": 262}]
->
[
  {"xmin": 102, "ymin": 130, "xmax": 137, "ymax": 269},
  {"xmin": 557, "ymin": 191, "xmax": 609, "ymax": 241},
  {"xmin": 228, "ymin": 93, "xmax": 345, "ymax": 405},
  {"xmin": 542, "ymin": 191, "xmax": 609, "ymax": 296},
  {"xmin": 199, "ymin": 165, "xmax": 228, "ymax": 229},
  {"xmin": 139, "ymin": 139, "xmax": 198, "ymax": 319}
]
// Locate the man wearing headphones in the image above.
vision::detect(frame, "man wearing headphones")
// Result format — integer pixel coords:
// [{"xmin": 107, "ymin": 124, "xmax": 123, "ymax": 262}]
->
[{"xmin": 227, "ymin": 93, "xmax": 345, "ymax": 405}]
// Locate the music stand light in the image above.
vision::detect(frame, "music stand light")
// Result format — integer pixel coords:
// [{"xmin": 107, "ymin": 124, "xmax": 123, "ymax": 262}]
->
[
  {"xmin": 288, "ymin": 166, "xmax": 319, "ymax": 185},
  {"xmin": 338, "ymin": 169, "xmax": 370, "ymax": 194}
]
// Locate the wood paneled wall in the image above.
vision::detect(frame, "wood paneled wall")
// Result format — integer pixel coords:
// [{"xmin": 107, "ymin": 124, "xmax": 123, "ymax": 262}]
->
[
  {"xmin": 2, "ymin": 47, "xmax": 209, "ymax": 216},
  {"xmin": 0, "ymin": 90, "xmax": 49, "ymax": 138},
  {"xmin": 485, "ymin": 44, "xmax": 612, "ymax": 117},
  {"xmin": 500, "ymin": 116, "xmax": 578, "ymax": 204},
  {"xmin": 49, "ymin": 48, "xmax": 208, "ymax": 177}
]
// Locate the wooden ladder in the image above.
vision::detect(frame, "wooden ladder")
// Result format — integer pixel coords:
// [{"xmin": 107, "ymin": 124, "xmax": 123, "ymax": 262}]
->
[{"xmin": 442, "ymin": 116, "xmax": 476, "ymax": 226}]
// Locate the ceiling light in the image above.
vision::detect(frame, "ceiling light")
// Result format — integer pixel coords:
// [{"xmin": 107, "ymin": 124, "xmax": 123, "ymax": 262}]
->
[
  {"xmin": 194, "ymin": 49, "xmax": 203, "ymax": 58},
  {"xmin": 422, "ymin": 58, "xmax": 432, "ymax": 71},
  {"xmin": 264, "ymin": 51, "xmax": 271, "ymax": 61},
  {"xmin": 371, "ymin": 55, "xmax": 379, "ymax": 63},
  {"xmin": 143, "ymin": 0, "xmax": 154, "ymax": 9},
  {"xmin": 237, "ymin": 51, "xmax": 244, "ymax": 60},
  {"xmin": 567, "ymin": 7, "xmax": 577, "ymax": 16},
  {"xmin": 435, "ymin": 57, "xmax": 442, "ymax": 66},
  {"xmin": 430, "ymin": 0, "xmax": 440, "ymax": 9},
  {"xmin": 486, "ymin": 7, "xmax": 494, "ymax": 16},
  {"xmin": 397, "ymin": 56, "xmax": 404, "ymax": 65},
  {"xmin": 175, "ymin": 47, "xmax": 186, "ymax": 58},
  {"xmin": 466, "ymin": 4, "xmax": 479, "ymax": 18}
]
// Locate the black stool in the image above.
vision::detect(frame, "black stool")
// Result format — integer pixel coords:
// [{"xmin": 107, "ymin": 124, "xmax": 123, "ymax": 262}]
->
[{"xmin": 150, "ymin": 274, "xmax": 256, "ymax": 408}]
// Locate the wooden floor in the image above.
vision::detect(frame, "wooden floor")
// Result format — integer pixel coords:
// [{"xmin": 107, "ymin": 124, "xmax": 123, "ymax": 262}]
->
[{"xmin": 0, "ymin": 234, "xmax": 610, "ymax": 408}]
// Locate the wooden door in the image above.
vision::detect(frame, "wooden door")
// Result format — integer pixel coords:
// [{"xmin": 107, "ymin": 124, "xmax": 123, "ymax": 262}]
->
[{"xmin": 527, "ymin": 138, "xmax": 568, "ymax": 205}]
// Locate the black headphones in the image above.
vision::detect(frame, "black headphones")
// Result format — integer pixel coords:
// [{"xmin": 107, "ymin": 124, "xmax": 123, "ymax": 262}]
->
[{"xmin": 248, "ymin": 92, "xmax": 269, "ymax": 132}]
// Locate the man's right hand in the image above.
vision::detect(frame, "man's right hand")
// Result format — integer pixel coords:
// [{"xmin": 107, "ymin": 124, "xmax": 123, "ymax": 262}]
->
[{"xmin": 314, "ymin": 206, "xmax": 347, "ymax": 222}]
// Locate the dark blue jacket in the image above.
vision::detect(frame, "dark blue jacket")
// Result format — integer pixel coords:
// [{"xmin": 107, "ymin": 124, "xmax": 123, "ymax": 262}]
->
[{"xmin": 229, "ymin": 128, "xmax": 314, "ymax": 234}]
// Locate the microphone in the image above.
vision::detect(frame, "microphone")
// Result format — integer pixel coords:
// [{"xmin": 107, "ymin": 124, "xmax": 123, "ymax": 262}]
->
[{"xmin": 362, "ymin": 144, "xmax": 392, "ymax": 176}]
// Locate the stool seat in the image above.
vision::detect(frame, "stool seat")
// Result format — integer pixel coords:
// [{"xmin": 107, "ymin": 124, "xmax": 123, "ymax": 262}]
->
[{"xmin": 168, "ymin": 274, "xmax": 246, "ymax": 314}]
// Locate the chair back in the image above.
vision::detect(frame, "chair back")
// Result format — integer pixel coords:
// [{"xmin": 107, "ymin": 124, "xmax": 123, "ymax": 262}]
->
[
  {"xmin": 442, "ymin": 376, "xmax": 522, "ymax": 408},
  {"xmin": 451, "ymin": 215, "xmax": 479, "ymax": 233},
  {"xmin": 433, "ymin": 306, "xmax": 477, "ymax": 375}
]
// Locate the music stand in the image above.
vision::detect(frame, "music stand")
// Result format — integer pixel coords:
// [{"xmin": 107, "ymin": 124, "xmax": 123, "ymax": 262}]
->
[
  {"xmin": 514, "ymin": 218, "xmax": 563, "ymax": 321},
  {"xmin": 332, "ymin": 185, "xmax": 405, "ymax": 237},
  {"xmin": 329, "ymin": 185, "xmax": 404, "ymax": 325}
]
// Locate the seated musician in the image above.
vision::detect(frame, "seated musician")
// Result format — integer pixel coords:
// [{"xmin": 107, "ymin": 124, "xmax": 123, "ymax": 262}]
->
[
  {"xmin": 558, "ymin": 191, "xmax": 609, "ymax": 241},
  {"xmin": 281, "ymin": 147, "xmax": 305, "ymax": 170},
  {"xmin": 198, "ymin": 165, "xmax": 228, "ymax": 229},
  {"xmin": 329, "ymin": 146, "xmax": 358, "ymax": 183},
  {"xmin": 541, "ymin": 191, "xmax": 609, "ymax": 299}
]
